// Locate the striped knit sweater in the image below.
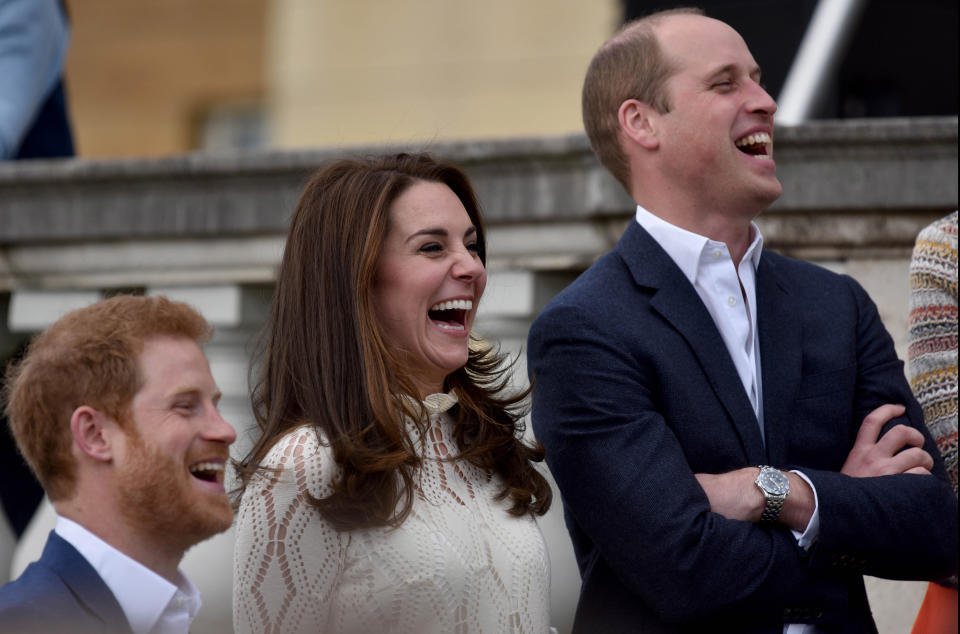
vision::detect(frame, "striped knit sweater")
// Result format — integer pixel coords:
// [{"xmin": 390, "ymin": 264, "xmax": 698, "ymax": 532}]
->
[{"xmin": 907, "ymin": 211, "xmax": 958, "ymax": 501}]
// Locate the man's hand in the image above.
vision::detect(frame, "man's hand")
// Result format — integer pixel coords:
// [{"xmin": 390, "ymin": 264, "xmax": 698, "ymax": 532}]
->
[
  {"xmin": 841, "ymin": 404, "xmax": 934, "ymax": 477},
  {"xmin": 695, "ymin": 468, "xmax": 814, "ymax": 531},
  {"xmin": 695, "ymin": 469, "xmax": 763, "ymax": 522}
]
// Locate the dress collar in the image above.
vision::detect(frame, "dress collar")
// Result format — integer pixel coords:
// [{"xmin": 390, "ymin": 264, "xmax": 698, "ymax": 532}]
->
[
  {"xmin": 398, "ymin": 389, "xmax": 458, "ymax": 418},
  {"xmin": 420, "ymin": 390, "xmax": 459, "ymax": 415}
]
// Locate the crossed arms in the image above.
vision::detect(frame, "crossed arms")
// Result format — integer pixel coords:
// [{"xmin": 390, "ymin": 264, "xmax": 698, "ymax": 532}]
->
[
  {"xmin": 528, "ymin": 260, "xmax": 958, "ymax": 624},
  {"xmin": 697, "ymin": 402, "xmax": 935, "ymax": 531}
]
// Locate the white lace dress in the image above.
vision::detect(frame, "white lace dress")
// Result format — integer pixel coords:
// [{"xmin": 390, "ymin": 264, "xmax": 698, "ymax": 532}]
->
[{"xmin": 232, "ymin": 392, "xmax": 551, "ymax": 634}]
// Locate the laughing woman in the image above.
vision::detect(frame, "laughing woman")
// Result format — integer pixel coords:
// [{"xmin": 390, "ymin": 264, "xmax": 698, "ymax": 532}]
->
[{"xmin": 232, "ymin": 153, "xmax": 552, "ymax": 634}]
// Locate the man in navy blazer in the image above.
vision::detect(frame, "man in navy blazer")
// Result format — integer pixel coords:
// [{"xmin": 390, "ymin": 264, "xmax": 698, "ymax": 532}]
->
[
  {"xmin": 528, "ymin": 8, "xmax": 958, "ymax": 634},
  {"xmin": 0, "ymin": 296, "xmax": 236, "ymax": 633}
]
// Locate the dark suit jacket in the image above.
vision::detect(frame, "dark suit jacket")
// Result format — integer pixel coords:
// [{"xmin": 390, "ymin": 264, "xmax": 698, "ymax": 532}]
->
[
  {"xmin": 527, "ymin": 222, "xmax": 958, "ymax": 634},
  {"xmin": 0, "ymin": 531, "xmax": 132, "ymax": 633}
]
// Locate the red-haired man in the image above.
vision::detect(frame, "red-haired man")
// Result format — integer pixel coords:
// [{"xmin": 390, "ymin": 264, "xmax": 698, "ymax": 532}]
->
[{"xmin": 0, "ymin": 295, "xmax": 235, "ymax": 633}]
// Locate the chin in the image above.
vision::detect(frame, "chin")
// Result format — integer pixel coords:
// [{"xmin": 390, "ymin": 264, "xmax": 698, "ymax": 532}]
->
[
  {"xmin": 420, "ymin": 359, "xmax": 468, "ymax": 393},
  {"xmin": 443, "ymin": 352, "xmax": 471, "ymax": 375},
  {"xmin": 192, "ymin": 499, "xmax": 235, "ymax": 537},
  {"xmin": 118, "ymin": 441, "xmax": 235, "ymax": 546},
  {"xmin": 751, "ymin": 179, "xmax": 782, "ymax": 209}
]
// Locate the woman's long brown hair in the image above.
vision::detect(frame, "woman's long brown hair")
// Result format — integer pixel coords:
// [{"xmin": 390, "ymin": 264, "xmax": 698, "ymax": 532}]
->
[{"xmin": 236, "ymin": 153, "xmax": 551, "ymax": 530}]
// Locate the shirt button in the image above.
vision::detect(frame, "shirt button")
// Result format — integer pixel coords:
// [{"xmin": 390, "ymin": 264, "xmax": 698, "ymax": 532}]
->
[
  {"xmin": 712, "ymin": 250, "xmax": 722, "ymax": 259},
  {"xmin": 727, "ymin": 296, "xmax": 737, "ymax": 306}
]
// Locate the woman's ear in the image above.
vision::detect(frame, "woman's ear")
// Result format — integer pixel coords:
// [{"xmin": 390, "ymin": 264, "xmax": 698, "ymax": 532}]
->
[
  {"xmin": 618, "ymin": 99, "xmax": 660, "ymax": 150},
  {"xmin": 70, "ymin": 406, "xmax": 115, "ymax": 463}
]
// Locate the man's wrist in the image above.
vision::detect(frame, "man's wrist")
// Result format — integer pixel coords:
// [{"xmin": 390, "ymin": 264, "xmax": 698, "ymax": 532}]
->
[
  {"xmin": 778, "ymin": 472, "xmax": 816, "ymax": 533},
  {"xmin": 755, "ymin": 465, "xmax": 790, "ymax": 522}
]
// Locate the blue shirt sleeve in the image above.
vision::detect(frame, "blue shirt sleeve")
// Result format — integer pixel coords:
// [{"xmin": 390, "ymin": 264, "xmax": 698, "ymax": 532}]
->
[{"xmin": 0, "ymin": 0, "xmax": 69, "ymax": 159}]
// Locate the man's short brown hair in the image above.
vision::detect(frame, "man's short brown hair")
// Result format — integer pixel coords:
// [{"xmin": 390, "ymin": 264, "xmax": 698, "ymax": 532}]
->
[
  {"xmin": 3, "ymin": 295, "xmax": 211, "ymax": 501},
  {"xmin": 582, "ymin": 7, "xmax": 703, "ymax": 190}
]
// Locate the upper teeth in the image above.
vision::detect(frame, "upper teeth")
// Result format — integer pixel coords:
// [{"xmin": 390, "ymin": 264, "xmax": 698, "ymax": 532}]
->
[
  {"xmin": 189, "ymin": 462, "xmax": 224, "ymax": 473},
  {"xmin": 430, "ymin": 299, "xmax": 472, "ymax": 311},
  {"xmin": 735, "ymin": 132, "xmax": 771, "ymax": 147}
]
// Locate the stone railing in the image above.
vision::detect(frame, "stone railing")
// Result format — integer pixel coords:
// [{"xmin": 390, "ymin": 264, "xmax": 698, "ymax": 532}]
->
[{"xmin": 2, "ymin": 117, "xmax": 956, "ymax": 288}]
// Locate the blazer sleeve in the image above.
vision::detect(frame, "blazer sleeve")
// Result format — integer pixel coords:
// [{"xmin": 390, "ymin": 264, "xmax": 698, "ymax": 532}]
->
[
  {"xmin": 797, "ymin": 275, "xmax": 958, "ymax": 581},
  {"xmin": 528, "ymin": 300, "xmax": 852, "ymax": 625}
]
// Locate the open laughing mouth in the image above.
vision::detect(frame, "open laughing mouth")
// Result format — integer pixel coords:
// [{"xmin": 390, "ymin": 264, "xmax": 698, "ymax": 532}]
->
[
  {"xmin": 428, "ymin": 299, "xmax": 472, "ymax": 331},
  {"xmin": 188, "ymin": 460, "xmax": 226, "ymax": 488},
  {"xmin": 735, "ymin": 132, "xmax": 772, "ymax": 159}
]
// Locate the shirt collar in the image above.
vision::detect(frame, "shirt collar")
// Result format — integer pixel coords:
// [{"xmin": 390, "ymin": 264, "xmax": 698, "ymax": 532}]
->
[
  {"xmin": 742, "ymin": 228, "xmax": 765, "ymax": 270},
  {"xmin": 55, "ymin": 516, "xmax": 201, "ymax": 634},
  {"xmin": 634, "ymin": 204, "xmax": 764, "ymax": 283}
]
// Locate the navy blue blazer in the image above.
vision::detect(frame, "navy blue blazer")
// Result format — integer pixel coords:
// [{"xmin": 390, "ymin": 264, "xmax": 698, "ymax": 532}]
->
[
  {"xmin": 528, "ymin": 222, "xmax": 958, "ymax": 634},
  {"xmin": 0, "ymin": 531, "xmax": 132, "ymax": 633}
]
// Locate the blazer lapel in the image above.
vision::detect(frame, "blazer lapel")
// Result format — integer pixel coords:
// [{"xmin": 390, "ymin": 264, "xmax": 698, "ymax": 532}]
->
[
  {"xmin": 44, "ymin": 531, "xmax": 133, "ymax": 633},
  {"xmin": 617, "ymin": 223, "xmax": 766, "ymax": 464},
  {"xmin": 756, "ymin": 254, "xmax": 803, "ymax": 465}
]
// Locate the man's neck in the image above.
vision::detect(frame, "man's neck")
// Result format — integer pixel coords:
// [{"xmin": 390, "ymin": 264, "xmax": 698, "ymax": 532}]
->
[{"xmin": 634, "ymin": 196, "xmax": 757, "ymax": 266}]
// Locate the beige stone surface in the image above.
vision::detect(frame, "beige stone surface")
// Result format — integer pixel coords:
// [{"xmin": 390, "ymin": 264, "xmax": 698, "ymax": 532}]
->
[
  {"xmin": 64, "ymin": 0, "xmax": 267, "ymax": 157},
  {"xmin": 268, "ymin": 0, "xmax": 619, "ymax": 147},
  {"xmin": 61, "ymin": 0, "xmax": 619, "ymax": 155}
]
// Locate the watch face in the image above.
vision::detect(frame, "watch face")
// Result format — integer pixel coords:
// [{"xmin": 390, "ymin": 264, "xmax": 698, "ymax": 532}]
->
[{"xmin": 759, "ymin": 469, "xmax": 789, "ymax": 494}]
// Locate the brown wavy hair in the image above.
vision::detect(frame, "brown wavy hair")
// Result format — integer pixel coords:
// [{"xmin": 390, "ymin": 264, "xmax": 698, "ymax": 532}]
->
[{"xmin": 236, "ymin": 153, "xmax": 551, "ymax": 530}]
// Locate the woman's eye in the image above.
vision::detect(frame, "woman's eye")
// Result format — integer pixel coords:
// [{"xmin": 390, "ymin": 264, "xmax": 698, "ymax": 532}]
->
[
  {"xmin": 466, "ymin": 241, "xmax": 480, "ymax": 253},
  {"xmin": 418, "ymin": 243, "xmax": 443, "ymax": 254}
]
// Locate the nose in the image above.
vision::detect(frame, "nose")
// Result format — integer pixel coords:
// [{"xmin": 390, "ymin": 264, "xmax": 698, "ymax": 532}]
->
[
  {"xmin": 452, "ymin": 249, "xmax": 484, "ymax": 282},
  {"xmin": 204, "ymin": 406, "xmax": 237, "ymax": 446},
  {"xmin": 748, "ymin": 80, "xmax": 777, "ymax": 116}
]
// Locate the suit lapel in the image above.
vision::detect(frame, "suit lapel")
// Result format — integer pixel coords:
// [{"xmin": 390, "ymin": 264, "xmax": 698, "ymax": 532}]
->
[
  {"xmin": 756, "ymin": 253, "xmax": 803, "ymax": 465},
  {"xmin": 617, "ymin": 223, "xmax": 766, "ymax": 463},
  {"xmin": 43, "ymin": 531, "xmax": 133, "ymax": 633}
]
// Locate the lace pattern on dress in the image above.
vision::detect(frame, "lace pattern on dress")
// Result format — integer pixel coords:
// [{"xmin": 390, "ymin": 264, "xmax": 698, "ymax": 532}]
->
[{"xmin": 233, "ymin": 392, "xmax": 550, "ymax": 634}]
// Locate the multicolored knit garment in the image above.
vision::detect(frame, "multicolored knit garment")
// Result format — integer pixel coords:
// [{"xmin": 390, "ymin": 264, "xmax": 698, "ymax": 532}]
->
[{"xmin": 908, "ymin": 211, "xmax": 958, "ymax": 499}]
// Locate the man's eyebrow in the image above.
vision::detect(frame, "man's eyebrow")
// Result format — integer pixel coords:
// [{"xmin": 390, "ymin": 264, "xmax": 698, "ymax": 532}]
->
[
  {"xmin": 167, "ymin": 387, "xmax": 221, "ymax": 402},
  {"xmin": 708, "ymin": 63, "xmax": 736, "ymax": 77},
  {"xmin": 706, "ymin": 63, "xmax": 763, "ymax": 81},
  {"xmin": 165, "ymin": 388, "xmax": 200, "ymax": 401}
]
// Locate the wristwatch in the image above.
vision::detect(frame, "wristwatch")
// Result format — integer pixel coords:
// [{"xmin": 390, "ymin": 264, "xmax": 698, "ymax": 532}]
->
[{"xmin": 754, "ymin": 465, "xmax": 789, "ymax": 523}]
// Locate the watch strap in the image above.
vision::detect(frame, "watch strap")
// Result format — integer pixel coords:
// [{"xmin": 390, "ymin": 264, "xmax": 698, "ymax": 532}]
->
[{"xmin": 756, "ymin": 465, "xmax": 788, "ymax": 523}]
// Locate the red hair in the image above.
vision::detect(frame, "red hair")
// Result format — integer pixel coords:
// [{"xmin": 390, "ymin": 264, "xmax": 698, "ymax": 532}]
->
[{"xmin": 3, "ymin": 295, "xmax": 211, "ymax": 500}]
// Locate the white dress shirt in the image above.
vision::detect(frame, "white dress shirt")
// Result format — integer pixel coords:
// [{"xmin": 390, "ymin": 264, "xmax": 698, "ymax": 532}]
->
[
  {"xmin": 55, "ymin": 516, "xmax": 201, "ymax": 634},
  {"xmin": 634, "ymin": 206, "xmax": 821, "ymax": 634}
]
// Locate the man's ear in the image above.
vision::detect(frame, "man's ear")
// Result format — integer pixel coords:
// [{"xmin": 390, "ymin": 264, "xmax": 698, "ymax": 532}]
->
[
  {"xmin": 618, "ymin": 99, "xmax": 660, "ymax": 150},
  {"xmin": 70, "ymin": 406, "xmax": 116, "ymax": 463}
]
